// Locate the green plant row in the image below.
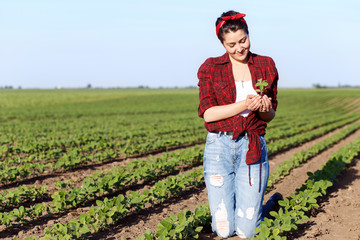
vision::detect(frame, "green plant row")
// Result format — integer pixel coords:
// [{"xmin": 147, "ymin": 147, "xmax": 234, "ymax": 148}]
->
[
  {"xmin": 136, "ymin": 204, "xmax": 210, "ymax": 240},
  {"xmin": 0, "ymin": 146, "xmax": 203, "ymax": 225},
  {"xmin": 2, "ymin": 114, "xmax": 356, "ymax": 187},
  {"xmin": 0, "ymin": 101, "xmax": 346, "ymax": 168},
  {"xmin": 267, "ymin": 120, "xmax": 360, "ymax": 188},
  {"xmin": 0, "ymin": 124, "xmax": 205, "ymax": 168},
  {"xmin": 266, "ymin": 113, "xmax": 354, "ymax": 142},
  {"xmin": 0, "ymin": 128, "xmax": 207, "ymax": 186},
  {"xmin": 267, "ymin": 115, "xmax": 359, "ymax": 155},
  {"xmin": 26, "ymin": 167, "xmax": 204, "ymax": 240},
  {"xmin": 2, "ymin": 113, "xmax": 351, "ymax": 211},
  {"xmin": 268, "ymin": 103, "xmax": 352, "ymax": 129},
  {"xmin": 267, "ymin": 110, "xmax": 332, "ymax": 129},
  {"xmin": 1, "ymin": 108, "xmax": 350, "ymax": 166},
  {"xmin": 3, "ymin": 117, "xmax": 357, "ymax": 215},
  {"xmin": 0, "ymin": 114, "xmax": 203, "ymax": 177},
  {"xmin": 0, "ymin": 119, "xmax": 204, "ymax": 161},
  {"xmin": 135, "ymin": 121, "xmax": 360, "ymax": 240},
  {"xmin": 252, "ymin": 135, "xmax": 360, "ymax": 240},
  {"xmin": 0, "ymin": 185, "xmax": 48, "ymax": 212},
  {"xmin": 49, "ymin": 146, "xmax": 203, "ymax": 213}
]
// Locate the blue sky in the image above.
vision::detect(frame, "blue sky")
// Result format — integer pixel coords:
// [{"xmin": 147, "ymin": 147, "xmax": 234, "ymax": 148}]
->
[{"xmin": 1, "ymin": 0, "xmax": 359, "ymax": 89}]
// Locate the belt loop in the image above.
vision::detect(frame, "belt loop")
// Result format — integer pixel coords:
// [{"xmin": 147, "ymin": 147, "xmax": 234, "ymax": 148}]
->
[
  {"xmin": 244, "ymin": 131, "xmax": 248, "ymax": 140},
  {"xmin": 217, "ymin": 131, "xmax": 222, "ymax": 137}
]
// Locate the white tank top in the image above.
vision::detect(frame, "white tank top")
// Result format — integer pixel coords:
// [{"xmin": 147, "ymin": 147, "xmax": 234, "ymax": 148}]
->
[{"xmin": 235, "ymin": 81, "xmax": 258, "ymax": 117}]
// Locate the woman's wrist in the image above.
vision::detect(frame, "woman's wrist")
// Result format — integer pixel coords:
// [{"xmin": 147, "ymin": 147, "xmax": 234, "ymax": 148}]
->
[{"xmin": 258, "ymin": 108, "xmax": 275, "ymax": 122}]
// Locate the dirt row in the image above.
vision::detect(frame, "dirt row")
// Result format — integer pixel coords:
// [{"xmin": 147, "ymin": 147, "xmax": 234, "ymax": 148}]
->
[
  {"xmin": 0, "ymin": 142, "xmax": 205, "ymax": 195},
  {"xmin": 102, "ymin": 127, "xmax": 360, "ymax": 240},
  {"xmin": 2, "ymin": 118, "xmax": 353, "ymax": 195},
  {"xmin": 292, "ymin": 156, "xmax": 360, "ymax": 240},
  {"xmin": 1, "ymin": 124, "xmax": 359, "ymax": 239}
]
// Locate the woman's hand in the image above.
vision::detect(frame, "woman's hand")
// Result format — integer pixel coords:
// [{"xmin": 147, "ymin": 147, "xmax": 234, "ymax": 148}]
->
[
  {"xmin": 245, "ymin": 94, "xmax": 262, "ymax": 111},
  {"xmin": 258, "ymin": 95, "xmax": 276, "ymax": 122},
  {"xmin": 259, "ymin": 95, "xmax": 272, "ymax": 112}
]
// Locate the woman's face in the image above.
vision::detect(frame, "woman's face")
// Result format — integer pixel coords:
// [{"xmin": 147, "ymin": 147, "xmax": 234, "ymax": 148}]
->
[{"xmin": 222, "ymin": 29, "xmax": 250, "ymax": 63}]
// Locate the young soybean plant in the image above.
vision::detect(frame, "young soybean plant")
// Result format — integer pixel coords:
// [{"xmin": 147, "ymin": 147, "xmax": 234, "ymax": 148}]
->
[{"xmin": 255, "ymin": 78, "xmax": 268, "ymax": 96}]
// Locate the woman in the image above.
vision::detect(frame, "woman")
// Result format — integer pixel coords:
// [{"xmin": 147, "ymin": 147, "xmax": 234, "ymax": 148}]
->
[{"xmin": 197, "ymin": 10, "xmax": 282, "ymax": 238}]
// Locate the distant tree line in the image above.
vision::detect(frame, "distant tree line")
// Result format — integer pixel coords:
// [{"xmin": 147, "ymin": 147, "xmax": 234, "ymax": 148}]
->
[
  {"xmin": 313, "ymin": 83, "xmax": 360, "ymax": 89},
  {"xmin": 312, "ymin": 83, "xmax": 327, "ymax": 88},
  {"xmin": 0, "ymin": 85, "xmax": 22, "ymax": 89}
]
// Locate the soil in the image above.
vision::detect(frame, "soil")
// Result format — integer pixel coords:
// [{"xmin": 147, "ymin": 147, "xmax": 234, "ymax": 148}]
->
[
  {"xmin": 1, "ymin": 125, "xmax": 360, "ymax": 240},
  {"xmin": 204, "ymin": 126, "xmax": 360, "ymax": 240},
  {"xmin": 289, "ymin": 156, "xmax": 360, "ymax": 240},
  {"xmin": 97, "ymin": 126, "xmax": 360, "ymax": 240},
  {"xmin": 0, "ymin": 143, "xmax": 205, "ymax": 195}
]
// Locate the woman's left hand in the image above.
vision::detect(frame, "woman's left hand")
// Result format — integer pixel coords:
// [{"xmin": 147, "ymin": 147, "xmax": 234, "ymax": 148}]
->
[{"xmin": 259, "ymin": 95, "xmax": 272, "ymax": 112}]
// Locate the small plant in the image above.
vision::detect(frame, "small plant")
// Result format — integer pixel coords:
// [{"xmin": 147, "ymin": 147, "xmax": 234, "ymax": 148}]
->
[{"xmin": 255, "ymin": 79, "xmax": 268, "ymax": 96}]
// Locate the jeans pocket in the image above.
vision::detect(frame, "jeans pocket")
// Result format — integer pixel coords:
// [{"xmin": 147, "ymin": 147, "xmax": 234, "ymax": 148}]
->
[{"xmin": 206, "ymin": 132, "xmax": 218, "ymax": 145}]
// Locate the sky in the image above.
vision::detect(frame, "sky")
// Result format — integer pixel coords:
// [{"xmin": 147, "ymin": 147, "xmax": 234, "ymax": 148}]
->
[{"xmin": 1, "ymin": 0, "xmax": 359, "ymax": 89}]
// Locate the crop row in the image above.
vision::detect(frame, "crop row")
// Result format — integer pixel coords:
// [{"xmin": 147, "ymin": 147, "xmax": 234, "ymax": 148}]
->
[
  {"xmin": 267, "ymin": 120, "xmax": 360, "ymax": 187},
  {"xmin": 269, "ymin": 101, "xmax": 352, "ymax": 129},
  {"xmin": 1, "ymin": 106, "xmax": 352, "ymax": 161},
  {"xmin": 1, "ymin": 89, "xmax": 200, "ymax": 122},
  {"xmin": 135, "ymin": 133, "xmax": 360, "ymax": 240},
  {"xmin": 269, "ymin": 105, "xmax": 351, "ymax": 128},
  {"xmin": 24, "ymin": 167, "xmax": 204, "ymax": 240},
  {"xmin": 138, "ymin": 205, "xmax": 211, "ymax": 240},
  {"xmin": 2, "ymin": 113, "xmax": 358, "ymax": 188},
  {"xmin": 2, "ymin": 115, "xmax": 358, "ymax": 211},
  {"xmin": 0, "ymin": 146, "xmax": 203, "ymax": 224},
  {"xmin": 266, "ymin": 113, "xmax": 354, "ymax": 141},
  {"xmin": 252, "ymin": 135, "xmax": 360, "ymax": 239},
  {"xmin": 0, "ymin": 125, "xmax": 205, "ymax": 166},
  {"xmin": 0, "ymin": 128, "xmax": 206, "ymax": 186},
  {"xmin": 0, "ymin": 116, "xmax": 203, "ymax": 159},
  {"xmin": 1, "ymin": 96, "xmax": 354, "ymax": 165},
  {"xmin": 0, "ymin": 185, "xmax": 48, "ymax": 212},
  {"xmin": 23, "ymin": 119, "xmax": 359, "ymax": 239},
  {"xmin": 5, "ymin": 118, "xmax": 359, "ymax": 214},
  {"xmin": 267, "ymin": 115, "xmax": 358, "ymax": 154}
]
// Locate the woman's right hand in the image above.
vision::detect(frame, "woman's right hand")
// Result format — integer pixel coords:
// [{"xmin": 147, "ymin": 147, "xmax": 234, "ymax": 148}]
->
[{"xmin": 245, "ymin": 94, "xmax": 262, "ymax": 111}]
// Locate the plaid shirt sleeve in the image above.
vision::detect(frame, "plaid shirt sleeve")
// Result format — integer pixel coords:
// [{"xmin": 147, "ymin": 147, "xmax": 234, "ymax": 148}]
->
[
  {"xmin": 267, "ymin": 58, "xmax": 279, "ymax": 111},
  {"xmin": 197, "ymin": 59, "xmax": 218, "ymax": 118}
]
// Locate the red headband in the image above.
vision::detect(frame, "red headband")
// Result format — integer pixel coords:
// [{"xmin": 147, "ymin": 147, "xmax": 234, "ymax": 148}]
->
[{"xmin": 216, "ymin": 13, "xmax": 247, "ymax": 39}]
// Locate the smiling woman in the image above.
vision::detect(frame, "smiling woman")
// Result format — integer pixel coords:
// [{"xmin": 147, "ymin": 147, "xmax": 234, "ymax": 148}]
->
[{"xmin": 197, "ymin": 10, "xmax": 282, "ymax": 239}]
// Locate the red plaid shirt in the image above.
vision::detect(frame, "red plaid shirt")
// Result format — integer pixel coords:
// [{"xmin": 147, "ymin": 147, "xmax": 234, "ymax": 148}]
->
[{"xmin": 198, "ymin": 52, "xmax": 279, "ymax": 165}]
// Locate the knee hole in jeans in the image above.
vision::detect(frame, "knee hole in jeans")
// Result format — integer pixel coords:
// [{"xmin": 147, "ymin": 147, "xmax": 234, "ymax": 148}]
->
[
  {"xmin": 214, "ymin": 199, "xmax": 230, "ymax": 237},
  {"xmin": 209, "ymin": 174, "xmax": 223, "ymax": 187},
  {"xmin": 246, "ymin": 207, "xmax": 255, "ymax": 220},
  {"xmin": 237, "ymin": 207, "xmax": 255, "ymax": 220}
]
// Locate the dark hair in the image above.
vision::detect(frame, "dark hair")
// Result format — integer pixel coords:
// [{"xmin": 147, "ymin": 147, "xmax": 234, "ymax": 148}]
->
[{"xmin": 216, "ymin": 10, "xmax": 249, "ymax": 43}]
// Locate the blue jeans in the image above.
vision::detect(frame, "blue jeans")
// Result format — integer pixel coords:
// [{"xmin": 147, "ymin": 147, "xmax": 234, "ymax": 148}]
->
[{"xmin": 203, "ymin": 131, "xmax": 269, "ymax": 238}]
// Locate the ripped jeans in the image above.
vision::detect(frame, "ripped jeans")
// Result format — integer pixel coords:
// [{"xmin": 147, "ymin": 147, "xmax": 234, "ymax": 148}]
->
[{"xmin": 203, "ymin": 131, "xmax": 269, "ymax": 238}]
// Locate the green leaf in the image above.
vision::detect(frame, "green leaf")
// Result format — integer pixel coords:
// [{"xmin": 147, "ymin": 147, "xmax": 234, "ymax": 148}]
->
[
  {"xmin": 281, "ymin": 223, "xmax": 291, "ymax": 231},
  {"xmin": 302, "ymin": 215, "xmax": 309, "ymax": 221},
  {"xmin": 160, "ymin": 219, "xmax": 173, "ymax": 231},
  {"xmin": 79, "ymin": 225, "xmax": 91, "ymax": 234},
  {"xmin": 273, "ymin": 227, "xmax": 280, "ymax": 236},
  {"xmin": 79, "ymin": 214, "xmax": 87, "ymax": 224}
]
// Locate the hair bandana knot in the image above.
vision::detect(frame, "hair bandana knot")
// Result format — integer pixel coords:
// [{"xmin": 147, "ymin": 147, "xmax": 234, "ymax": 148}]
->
[{"xmin": 216, "ymin": 13, "xmax": 247, "ymax": 39}]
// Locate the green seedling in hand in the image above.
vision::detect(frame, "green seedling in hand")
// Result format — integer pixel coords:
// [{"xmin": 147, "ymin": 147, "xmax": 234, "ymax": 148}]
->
[{"xmin": 255, "ymin": 78, "xmax": 268, "ymax": 96}]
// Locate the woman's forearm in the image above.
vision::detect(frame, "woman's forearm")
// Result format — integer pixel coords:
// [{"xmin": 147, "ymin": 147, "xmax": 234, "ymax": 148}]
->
[
  {"xmin": 204, "ymin": 101, "xmax": 248, "ymax": 123},
  {"xmin": 258, "ymin": 108, "xmax": 276, "ymax": 122}
]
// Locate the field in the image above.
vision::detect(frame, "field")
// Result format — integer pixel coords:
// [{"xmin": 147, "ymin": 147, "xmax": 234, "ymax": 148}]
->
[{"xmin": 0, "ymin": 88, "xmax": 360, "ymax": 240}]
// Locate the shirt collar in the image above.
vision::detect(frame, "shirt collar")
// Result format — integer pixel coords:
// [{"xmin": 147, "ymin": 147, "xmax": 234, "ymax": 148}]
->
[{"xmin": 214, "ymin": 51, "xmax": 254, "ymax": 65}]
